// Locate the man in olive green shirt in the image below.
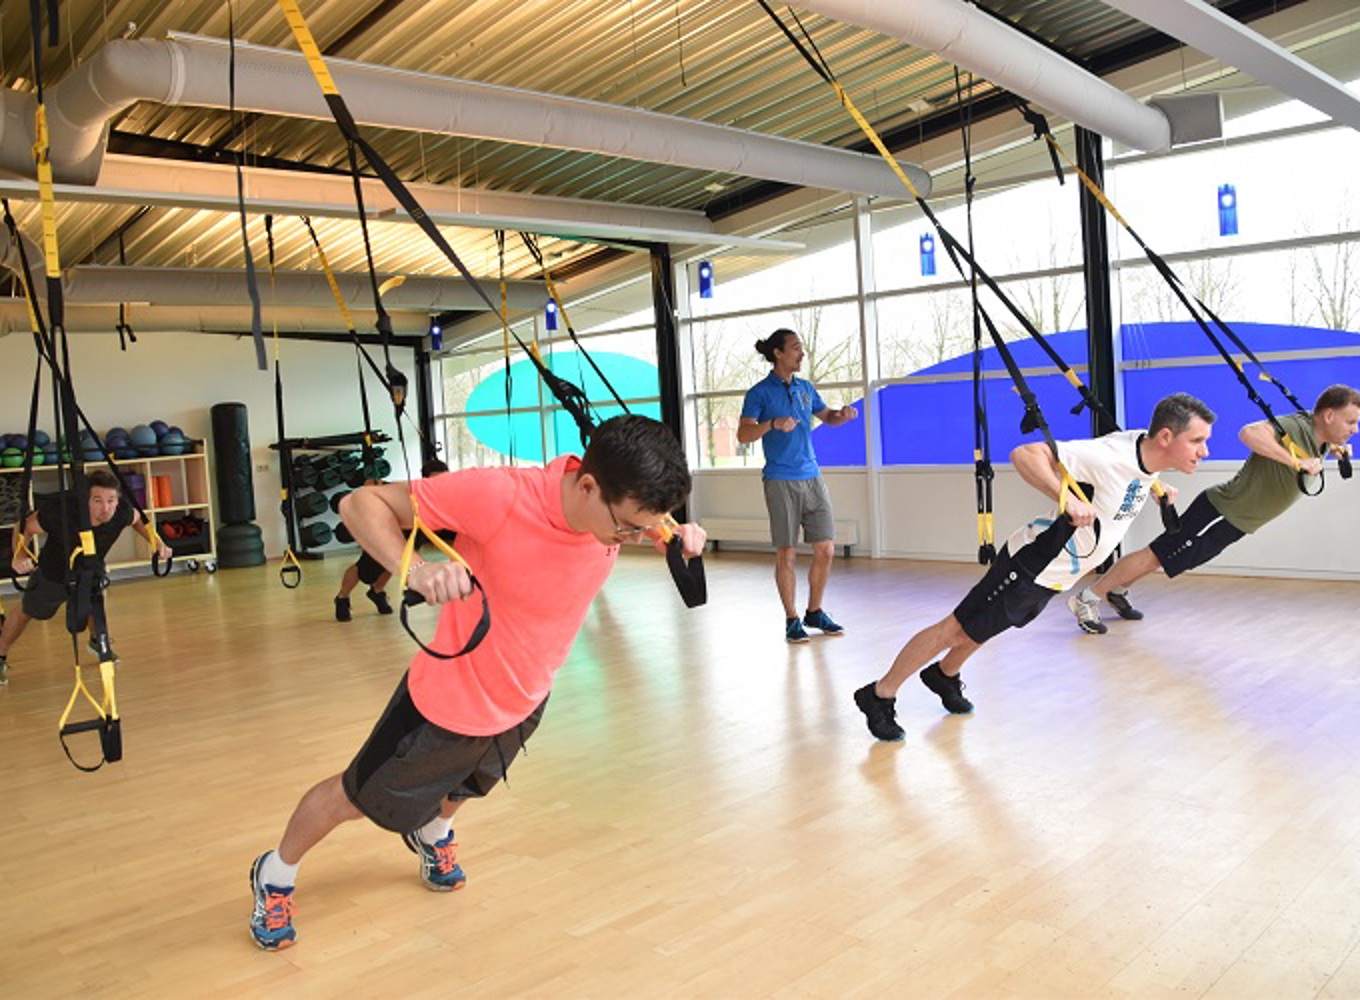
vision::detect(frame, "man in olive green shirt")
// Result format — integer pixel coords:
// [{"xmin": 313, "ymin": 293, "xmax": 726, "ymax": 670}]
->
[{"xmin": 1068, "ymin": 384, "xmax": 1360, "ymax": 634}]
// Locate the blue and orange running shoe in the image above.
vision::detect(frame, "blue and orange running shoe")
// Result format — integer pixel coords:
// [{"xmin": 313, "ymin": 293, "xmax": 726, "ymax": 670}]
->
[
  {"xmin": 402, "ymin": 829, "xmax": 467, "ymax": 891},
  {"xmin": 249, "ymin": 853, "xmax": 297, "ymax": 951}
]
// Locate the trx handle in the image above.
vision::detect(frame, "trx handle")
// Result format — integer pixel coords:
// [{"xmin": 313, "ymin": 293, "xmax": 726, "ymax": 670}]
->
[
  {"xmin": 1339, "ymin": 451, "xmax": 1354, "ymax": 480},
  {"xmin": 1152, "ymin": 482, "xmax": 1180, "ymax": 533},
  {"xmin": 396, "ymin": 495, "xmax": 491, "ymax": 660},
  {"xmin": 59, "ymin": 600, "xmax": 122, "ymax": 772},
  {"xmin": 149, "ymin": 523, "xmax": 173, "ymax": 577},
  {"xmin": 974, "ymin": 456, "xmax": 996, "ymax": 565},
  {"xmin": 654, "ymin": 514, "xmax": 707, "ymax": 608},
  {"xmin": 400, "ymin": 575, "xmax": 491, "ymax": 660},
  {"xmin": 663, "ymin": 538, "xmax": 707, "ymax": 609},
  {"xmin": 59, "ymin": 715, "xmax": 123, "ymax": 773},
  {"xmin": 279, "ymin": 548, "xmax": 303, "ymax": 589}
]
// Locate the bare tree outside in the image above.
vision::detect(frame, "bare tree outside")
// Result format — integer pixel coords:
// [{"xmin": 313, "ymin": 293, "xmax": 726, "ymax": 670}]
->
[
  {"xmin": 1303, "ymin": 235, "xmax": 1359, "ymax": 331},
  {"xmin": 692, "ymin": 318, "xmax": 763, "ymax": 466},
  {"xmin": 787, "ymin": 301, "xmax": 860, "ymax": 390}
]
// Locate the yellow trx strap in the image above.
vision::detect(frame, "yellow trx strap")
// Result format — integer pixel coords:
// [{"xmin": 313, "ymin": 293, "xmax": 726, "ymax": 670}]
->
[{"xmin": 33, "ymin": 106, "xmax": 61, "ymax": 282}]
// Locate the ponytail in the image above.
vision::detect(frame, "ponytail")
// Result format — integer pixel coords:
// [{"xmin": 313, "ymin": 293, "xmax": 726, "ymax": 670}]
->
[{"xmin": 755, "ymin": 328, "xmax": 796, "ymax": 364}]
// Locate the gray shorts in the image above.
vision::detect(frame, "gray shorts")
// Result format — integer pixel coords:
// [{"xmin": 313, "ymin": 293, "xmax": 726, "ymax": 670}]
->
[
  {"xmin": 342, "ymin": 673, "xmax": 546, "ymax": 834},
  {"xmin": 762, "ymin": 476, "xmax": 834, "ymax": 549}
]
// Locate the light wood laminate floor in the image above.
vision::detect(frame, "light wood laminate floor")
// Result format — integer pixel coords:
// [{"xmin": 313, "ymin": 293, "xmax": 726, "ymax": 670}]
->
[{"xmin": 2, "ymin": 551, "xmax": 1358, "ymax": 997}]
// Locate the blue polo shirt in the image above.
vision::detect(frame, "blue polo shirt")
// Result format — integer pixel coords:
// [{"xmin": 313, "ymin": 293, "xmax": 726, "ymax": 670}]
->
[{"xmin": 740, "ymin": 371, "xmax": 827, "ymax": 480}]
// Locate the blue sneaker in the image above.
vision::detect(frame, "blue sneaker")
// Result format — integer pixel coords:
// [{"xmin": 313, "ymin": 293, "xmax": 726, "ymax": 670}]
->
[
  {"xmin": 249, "ymin": 853, "xmax": 297, "ymax": 951},
  {"xmin": 402, "ymin": 829, "xmax": 467, "ymax": 891},
  {"xmin": 803, "ymin": 609, "xmax": 845, "ymax": 636},
  {"xmin": 785, "ymin": 617, "xmax": 810, "ymax": 644}
]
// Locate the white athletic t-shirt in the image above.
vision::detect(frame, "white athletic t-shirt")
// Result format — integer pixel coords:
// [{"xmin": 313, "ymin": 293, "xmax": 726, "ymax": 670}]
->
[{"xmin": 1005, "ymin": 430, "xmax": 1161, "ymax": 591}]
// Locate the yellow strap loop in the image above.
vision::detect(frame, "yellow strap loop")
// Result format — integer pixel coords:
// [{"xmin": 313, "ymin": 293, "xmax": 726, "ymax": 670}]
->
[
  {"xmin": 378, "ymin": 275, "xmax": 406, "ymax": 298},
  {"xmin": 398, "ymin": 494, "xmax": 473, "ymax": 593}
]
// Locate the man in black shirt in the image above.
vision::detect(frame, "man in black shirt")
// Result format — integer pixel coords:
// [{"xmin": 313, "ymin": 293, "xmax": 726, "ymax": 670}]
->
[{"xmin": 0, "ymin": 469, "xmax": 168, "ymax": 685}]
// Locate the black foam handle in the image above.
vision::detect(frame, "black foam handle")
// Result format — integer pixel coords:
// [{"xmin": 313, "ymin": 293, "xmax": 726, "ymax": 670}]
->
[
  {"xmin": 665, "ymin": 536, "xmax": 707, "ymax": 608},
  {"xmin": 399, "ymin": 574, "xmax": 491, "ymax": 660}
]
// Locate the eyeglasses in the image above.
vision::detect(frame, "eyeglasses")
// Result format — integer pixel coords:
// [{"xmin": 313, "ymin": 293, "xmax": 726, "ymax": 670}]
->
[{"xmin": 605, "ymin": 498, "xmax": 652, "ymax": 538}]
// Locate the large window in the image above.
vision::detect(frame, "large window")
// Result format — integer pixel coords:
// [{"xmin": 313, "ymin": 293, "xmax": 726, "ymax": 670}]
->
[
  {"xmin": 683, "ymin": 209, "xmax": 865, "ymax": 469},
  {"xmin": 436, "ymin": 295, "xmax": 663, "ymax": 469}
]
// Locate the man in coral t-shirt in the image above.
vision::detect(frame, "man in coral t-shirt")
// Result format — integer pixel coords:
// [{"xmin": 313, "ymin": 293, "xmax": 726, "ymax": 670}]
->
[{"xmin": 247, "ymin": 416, "xmax": 705, "ymax": 951}]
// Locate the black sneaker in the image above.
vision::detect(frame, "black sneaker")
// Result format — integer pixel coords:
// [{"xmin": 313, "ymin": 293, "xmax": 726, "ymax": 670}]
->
[
  {"xmin": 334, "ymin": 596, "xmax": 352, "ymax": 622},
  {"xmin": 366, "ymin": 588, "xmax": 394, "ymax": 615},
  {"xmin": 854, "ymin": 683, "xmax": 904, "ymax": 741},
  {"xmin": 1106, "ymin": 590, "xmax": 1144, "ymax": 621},
  {"xmin": 919, "ymin": 663, "xmax": 973, "ymax": 714}
]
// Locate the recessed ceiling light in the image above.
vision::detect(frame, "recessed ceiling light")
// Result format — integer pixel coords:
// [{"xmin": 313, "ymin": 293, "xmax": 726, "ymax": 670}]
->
[{"xmin": 703, "ymin": 182, "xmax": 727, "ymax": 192}]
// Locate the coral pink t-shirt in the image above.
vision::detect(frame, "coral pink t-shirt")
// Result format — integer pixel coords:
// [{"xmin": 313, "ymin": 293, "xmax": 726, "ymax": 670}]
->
[{"xmin": 407, "ymin": 456, "xmax": 616, "ymax": 735}]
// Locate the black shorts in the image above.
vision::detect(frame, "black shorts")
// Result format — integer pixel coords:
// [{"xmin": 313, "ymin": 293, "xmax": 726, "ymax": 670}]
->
[
  {"xmin": 21, "ymin": 573, "xmax": 68, "ymax": 621},
  {"xmin": 354, "ymin": 550, "xmax": 387, "ymax": 587},
  {"xmin": 952, "ymin": 544, "xmax": 1060, "ymax": 645},
  {"xmin": 1148, "ymin": 492, "xmax": 1245, "ymax": 578},
  {"xmin": 342, "ymin": 673, "xmax": 547, "ymax": 834}
]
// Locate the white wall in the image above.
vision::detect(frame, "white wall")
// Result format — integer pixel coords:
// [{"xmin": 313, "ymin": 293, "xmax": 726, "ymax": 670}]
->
[
  {"xmin": 692, "ymin": 463, "xmax": 1360, "ymax": 581},
  {"xmin": 0, "ymin": 330, "xmax": 421, "ymax": 559}
]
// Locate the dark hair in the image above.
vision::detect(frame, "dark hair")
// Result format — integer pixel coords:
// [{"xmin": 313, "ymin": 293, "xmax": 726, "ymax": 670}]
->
[
  {"xmin": 1314, "ymin": 384, "xmax": 1360, "ymax": 414},
  {"xmin": 420, "ymin": 458, "xmax": 449, "ymax": 477},
  {"xmin": 85, "ymin": 469, "xmax": 121, "ymax": 493},
  {"xmin": 578, "ymin": 415, "xmax": 691, "ymax": 514},
  {"xmin": 1149, "ymin": 393, "xmax": 1216, "ymax": 436},
  {"xmin": 754, "ymin": 328, "xmax": 797, "ymax": 364}
]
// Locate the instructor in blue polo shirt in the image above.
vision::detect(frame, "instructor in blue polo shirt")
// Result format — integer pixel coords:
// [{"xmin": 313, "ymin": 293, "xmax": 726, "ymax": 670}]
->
[{"xmin": 738, "ymin": 328, "xmax": 858, "ymax": 643}]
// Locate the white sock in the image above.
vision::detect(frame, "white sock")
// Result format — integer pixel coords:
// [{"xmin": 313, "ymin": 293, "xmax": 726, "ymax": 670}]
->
[
  {"xmin": 419, "ymin": 815, "xmax": 454, "ymax": 844},
  {"xmin": 1079, "ymin": 587, "xmax": 1100, "ymax": 605},
  {"xmin": 258, "ymin": 849, "xmax": 299, "ymax": 888}
]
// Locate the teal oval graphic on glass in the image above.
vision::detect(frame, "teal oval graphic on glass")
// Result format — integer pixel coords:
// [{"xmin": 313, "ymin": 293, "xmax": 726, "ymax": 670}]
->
[{"xmin": 465, "ymin": 351, "xmax": 660, "ymax": 461}]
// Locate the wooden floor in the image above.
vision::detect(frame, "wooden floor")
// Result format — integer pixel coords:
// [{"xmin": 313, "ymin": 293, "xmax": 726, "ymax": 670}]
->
[{"xmin": 2, "ymin": 550, "xmax": 1359, "ymax": 997}]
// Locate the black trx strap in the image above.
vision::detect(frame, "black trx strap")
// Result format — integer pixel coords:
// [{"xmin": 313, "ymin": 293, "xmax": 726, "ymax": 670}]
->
[
  {"xmin": 520, "ymin": 231, "xmax": 630, "ymax": 412},
  {"xmin": 23, "ymin": 1, "xmax": 124, "ymax": 769},
  {"xmin": 277, "ymin": 0, "xmax": 704, "ymax": 609},
  {"xmin": 1027, "ymin": 113, "xmax": 1341, "ymax": 499},
  {"xmin": 956, "ymin": 70, "xmax": 995, "ymax": 565},
  {"xmin": 756, "ymin": 2, "xmax": 1110, "ymax": 554},
  {"xmin": 115, "ymin": 233, "xmax": 137, "ymax": 351},
  {"xmin": 265, "ymin": 215, "xmax": 304, "ymax": 588},
  {"xmin": 496, "ymin": 230, "xmax": 516, "ymax": 464},
  {"xmin": 227, "ymin": 2, "xmax": 267, "ymax": 371},
  {"xmin": 3, "ymin": 202, "xmax": 170, "ymax": 577}
]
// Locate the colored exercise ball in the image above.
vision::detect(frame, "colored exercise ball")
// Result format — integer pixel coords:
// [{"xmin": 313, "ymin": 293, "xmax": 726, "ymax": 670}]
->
[
  {"xmin": 150, "ymin": 420, "xmax": 170, "ymax": 439},
  {"xmin": 129, "ymin": 425, "xmax": 157, "ymax": 448}
]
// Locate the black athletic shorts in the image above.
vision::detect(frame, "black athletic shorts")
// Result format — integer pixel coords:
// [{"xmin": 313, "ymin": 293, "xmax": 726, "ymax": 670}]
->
[
  {"xmin": 21, "ymin": 573, "xmax": 68, "ymax": 621},
  {"xmin": 342, "ymin": 673, "xmax": 547, "ymax": 834},
  {"xmin": 1148, "ymin": 491, "xmax": 1245, "ymax": 578},
  {"xmin": 354, "ymin": 550, "xmax": 387, "ymax": 587},
  {"xmin": 953, "ymin": 543, "xmax": 1061, "ymax": 645}
]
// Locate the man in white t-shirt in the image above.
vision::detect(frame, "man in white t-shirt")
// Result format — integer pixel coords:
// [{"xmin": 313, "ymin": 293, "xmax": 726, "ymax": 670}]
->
[{"xmin": 854, "ymin": 393, "xmax": 1216, "ymax": 741}]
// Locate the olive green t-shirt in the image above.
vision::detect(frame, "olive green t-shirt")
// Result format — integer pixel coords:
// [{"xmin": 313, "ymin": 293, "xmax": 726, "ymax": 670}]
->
[{"xmin": 1206, "ymin": 410, "xmax": 1319, "ymax": 534}]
